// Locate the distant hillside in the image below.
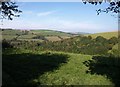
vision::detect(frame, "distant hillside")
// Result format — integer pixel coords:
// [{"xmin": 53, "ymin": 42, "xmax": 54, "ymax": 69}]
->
[
  {"xmin": 88, "ymin": 31, "xmax": 118, "ymax": 39},
  {"xmin": 1, "ymin": 29, "xmax": 78, "ymax": 41},
  {"xmin": 30, "ymin": 30, "xmax": 73, "ymax": 37}
]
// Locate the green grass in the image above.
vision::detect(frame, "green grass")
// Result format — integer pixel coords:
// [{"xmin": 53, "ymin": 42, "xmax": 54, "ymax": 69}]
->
[
  {"xmin": 17, "ymin": 39, "xmax": 44, "ymax": 42},
  {"xmin": 2, "ymin": 29, "xmax": 23, "ymax": 35},
  {"xmin": 3, "ymin": 50, "xmax": 69, "ymax": 86},
  {"xmin": 2, "ymin": 35, "xmax": 17, "ymax": 40},
  {"xmin": 17, "ymin": 35, "xmax": 37, "ymax": 39},
  {"xmin": 3, "ymin": 49, "xmax": 115, "ymax": 86},
  {"xmin": 88, "ymin": 31, "xmax": 118, "ymax": 39},
  {"xmin": 45, "ymin": 36, "xmax": 61, "ymax": 41},
  {"xmin": 38, "ymin": 53, "xmax": 113, "ymax": 85},
  {"xmin": 60, "ymin": 36, "xmax": 71, "ymax": 39},
  {"xmin": 112, "ymin": 44, "xmax": 118, "ymax": 50}
]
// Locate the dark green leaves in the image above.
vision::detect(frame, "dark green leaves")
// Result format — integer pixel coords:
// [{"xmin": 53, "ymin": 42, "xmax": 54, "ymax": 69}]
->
[{"xmin": 0, "ymin": 2, "xmax": 22, "ymax": 20}]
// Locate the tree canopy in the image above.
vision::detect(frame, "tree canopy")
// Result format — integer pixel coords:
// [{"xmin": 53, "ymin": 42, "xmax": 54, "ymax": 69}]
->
[
  {"xmin": 0, "ymin": 1, "xmax": 22, "ymax": 20},
  {"xmin": 83, "ymin": 0, "xmax": 120, "ymax": 15}
]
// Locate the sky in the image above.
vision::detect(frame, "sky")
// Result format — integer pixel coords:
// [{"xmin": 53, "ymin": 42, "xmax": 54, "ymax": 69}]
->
[{"xmin": 1, "ymin": 2, "xmax": 118, "ymax": 33}]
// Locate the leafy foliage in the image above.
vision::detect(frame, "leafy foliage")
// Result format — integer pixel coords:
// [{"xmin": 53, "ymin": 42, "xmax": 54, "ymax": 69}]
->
[
  {"xmin": 83, "ymin": 1, "xmax": 120, "ymax": 14},
  {"xmin": 0, "ymin": 2, "xmax": 22, "ymax": 20},
  {"xmin": 2, "ymin": 39, "xmax": 13, "ymax": 49},
  {"xmin": 83, "ymin": 56, "xmax": 120, "ymax": 86},
  {"xmin": 37, "ymin": 35, "xmax": 118, "ymax": 55},
  {"xmin": 2, "ymin": 30, "xmax": 118, "ymax": 56},
  {"xmin": 32, "ymin": 35, "xmax": 48, "ymax": 41}
]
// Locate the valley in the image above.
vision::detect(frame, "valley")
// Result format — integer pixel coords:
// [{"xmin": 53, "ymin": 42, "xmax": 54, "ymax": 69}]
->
[{"xmin": 1, "ymin": 29, "xmax": 120, "ymax": 86}]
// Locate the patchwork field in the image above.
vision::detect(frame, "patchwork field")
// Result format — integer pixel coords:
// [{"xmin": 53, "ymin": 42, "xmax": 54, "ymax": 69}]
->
[{"xmin": 1, "ymin": 29, "xmax": 74, "ymax": 41}]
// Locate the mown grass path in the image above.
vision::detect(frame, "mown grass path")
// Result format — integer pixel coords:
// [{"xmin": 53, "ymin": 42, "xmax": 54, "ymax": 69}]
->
[
  {"xmin": 3, "ymin": 49, "xmax": 114, "ymax": 86},
  {"xmin": 38, "ymin": 53, "xmax": 113, "ymax": 85}
]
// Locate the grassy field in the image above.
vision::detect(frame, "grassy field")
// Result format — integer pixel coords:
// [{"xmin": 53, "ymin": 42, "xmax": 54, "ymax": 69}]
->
[
  {"xmin": 3, "ymin": 49, "xmax": 118, "ymax": 86},
  {"xmin": 45, "ymin": 36, "xmax": 61, "ymax": 41},
  {"xmin": 88, "ymin": 31, "xmax": 118, "ymax": 39},
  {"xmin": 1, "ymin": 29, "xmax": 74, "ymax": 41},
  {"xmin": 17, "ymin": 39, "xmax": 44, "ymax": 42},
  {"xmin": 2, "ymin": 35, "xmax": 17, "ymax": 40},
  {"xmin": 17, "ymin": 35, "xmax": 36, "ymax": 39},
  {"xmin": 2, "ymin": 29, "xmax": 23, "ymax": 35},
  {"xmin": 112, "ymin": 44, "xmax": 118, "ymax": 50},
  {"xmin": 59, "ymin": 36, "xmax": 71, "ymax": 39},
  {"xmin": 38, "ymin": 52, "xmax": 113, "ymax": 85}
]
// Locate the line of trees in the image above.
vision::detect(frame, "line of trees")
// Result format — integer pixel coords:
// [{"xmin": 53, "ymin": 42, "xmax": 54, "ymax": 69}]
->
[{"xmin": 38, "ymin": 35, "xmax": 119, "ymax": 55}]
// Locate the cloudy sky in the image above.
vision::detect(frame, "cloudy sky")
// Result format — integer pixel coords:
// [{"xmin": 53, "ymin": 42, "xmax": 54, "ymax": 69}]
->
[{"xmin": 1, "ymin": 2, "xmax": 118, "ymax": 33}]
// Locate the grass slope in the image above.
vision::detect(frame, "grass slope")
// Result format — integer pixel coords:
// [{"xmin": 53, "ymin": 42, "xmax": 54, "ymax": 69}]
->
[
  {"xmin": 3, "ymin": 49, "xmax": 114, "ymax": 86},
  {"xmin": 88, "ymin": 31, "xmax": 118, "ymax": 39},
  {"xmin": 2, "ymin": 29, "xmax": 23, "ymax": 35},
  {"xmin": 38, "ymin": 53, "xmax": 113, "ymax": 85}
]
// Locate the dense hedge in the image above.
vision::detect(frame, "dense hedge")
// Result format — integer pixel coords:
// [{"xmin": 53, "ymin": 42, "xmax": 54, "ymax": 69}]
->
[
  {"xmin": 2, "ymin": 35, "xmax": 119, "ymax": 56},
  {"xmin": 40, "ymin": 36, "xmax": 118, "ymax": 55}
]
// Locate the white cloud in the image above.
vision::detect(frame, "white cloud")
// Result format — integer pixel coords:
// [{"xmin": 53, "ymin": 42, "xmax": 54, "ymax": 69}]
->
[
  {"xmin": 1, "ymin": 17, "xmax": 117, "ymax": 33},
  {"xmin": 37, "ymin": 11, "xmax": 56, "ymax": 16},
  {"xmin": 49, "ymin": 20, "xmax": 103, "ymax": 33}
]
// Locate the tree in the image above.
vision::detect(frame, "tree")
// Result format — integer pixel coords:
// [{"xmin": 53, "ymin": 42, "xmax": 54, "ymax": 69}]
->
[
  {"xmin": 2, "ymin": 39, "xmax": 13, "ymax": 49},
  {"xmin": 95, "ymin": 36, "xmax": 107, "ymax": 42},
  {"xmin": 0, "ymin": 0, "xmax": 22, "ymax": 20},
  {"xmin": 82, "ymin": 0, "xmax": 120, "ymax": 15},
  {"xmin": 108, "ymin": 37, "xmax": 118, "ymax": 45}
]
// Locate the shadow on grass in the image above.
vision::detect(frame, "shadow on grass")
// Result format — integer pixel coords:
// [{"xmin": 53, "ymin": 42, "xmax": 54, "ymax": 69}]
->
[
  {"xmin": 2, "ymin": 52, "xmax": 69, "ymax": 87},
  {"xmin": 83, "ymin": 56, "xmax": 120, "ymax": 86}
]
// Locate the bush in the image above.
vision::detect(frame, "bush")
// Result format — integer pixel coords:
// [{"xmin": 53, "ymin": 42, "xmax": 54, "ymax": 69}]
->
[{"xmin": 2, "ymin": 39, "xmax": 13, "ymax": 49}]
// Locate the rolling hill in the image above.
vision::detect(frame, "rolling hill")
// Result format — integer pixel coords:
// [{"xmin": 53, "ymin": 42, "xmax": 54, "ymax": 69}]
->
[
  {"xmin": 1, "ymin": 29, "xmax": 76, "ymax": 41},
  {"xmin": 87, "ymin": 31, "xmax": 118, "ymax": 39},
  {"xmin": 30, "ymin": 30, "xmax": 73, "ymax": 36}
]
